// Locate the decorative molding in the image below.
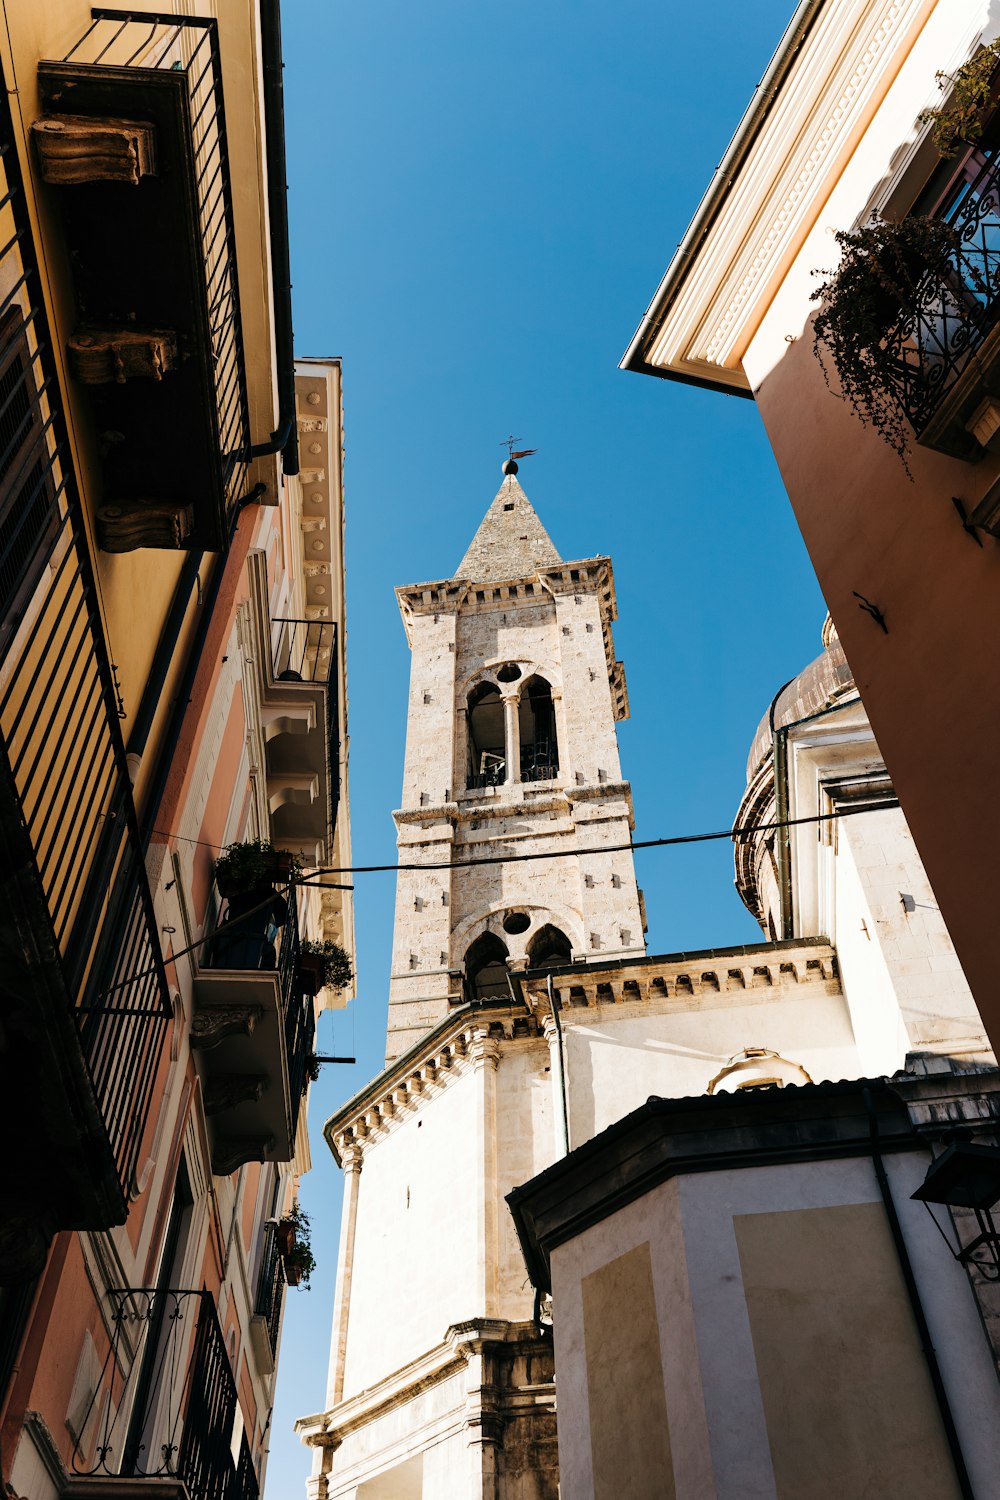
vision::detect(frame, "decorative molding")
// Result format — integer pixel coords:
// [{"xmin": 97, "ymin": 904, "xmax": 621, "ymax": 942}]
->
[
  {"xmin": 211, "ymin": 1134, "xmax": 275, "ymax": 1177},
  {"xmin": 633, "ymin": 0, "xmax": 938, "ymax": 386},
  {"xmin": 68, "ymin": 326, "xmax": 177, "ymax": 383},
  {"xmin": 202, "ymin": 1072, "xmax": 268, "ymax": 1116},
  {"xmin": 190, "ymin": 1004, "xmax": 263, "ymax": 1051},
  {"xmin": 96, "ymin": 498, "xmax": 194, "ymax": 552},
  {"xmin": 31, "ymin": 113, "xmax": 157, "ymax": 184},
  {"xmin": 519, "ymin": 941, "xmax": 840, "ymax": 1016}
]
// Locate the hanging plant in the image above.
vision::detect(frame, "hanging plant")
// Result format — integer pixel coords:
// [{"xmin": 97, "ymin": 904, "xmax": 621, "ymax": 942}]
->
[
  {"xmin": 297, "ymin": 939, "xmax": 353, "ymax": 997},
  {"xmin": 279, "ymin": 1201, "xmax": 315, "ymax": 1289},
  {"xmin": 215, "ymin": 839, "xmax": 301, "ymax": 898},
  {"xmin": 918, "ymin": 39, "xmax": 1000, "ymax": 158},
  {"xmin": 304, "ymin": 1052, "xmax": 322, "ymax": 1089},
  {"xmin": 810, "ymin": 214, "xmax": 964, "ymax": 467}
]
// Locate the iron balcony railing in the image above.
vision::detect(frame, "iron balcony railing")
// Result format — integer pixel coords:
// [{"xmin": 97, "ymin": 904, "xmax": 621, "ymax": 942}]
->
[
  {"xmin": 521, "ymin": 739, "xmax": 559, "ymax": 782},
  {"xmin": 207, "ymin": 884, "xmax": 313, "ymax": 1156},
  {"xmin": 73, "ymin": 1288, "xmax": 259, "ymax": 1500},
  {"xmin": 253, "ymin": 1223, "xmax": 287, "ymax": 1360},
  {"xmin": 0, "ymin": 63, "xmax": 169, "ymax": 1208},
  {"xmin": 272, "ymin": 616, "xmax": 342, "ymax": 832},
  {"xmin": 45, "ymin": 11, "xmax": 252, "ymax": 535},
  {"xmin": 274, "ymin": 885, "xmax": 315, "ymax": 1142},
  {"xmin": 887, "ymin": 144, "xmax": 1000, "ymax": 436}
]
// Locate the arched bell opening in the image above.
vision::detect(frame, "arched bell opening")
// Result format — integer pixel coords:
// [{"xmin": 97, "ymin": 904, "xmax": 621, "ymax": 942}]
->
[
  {"xmin": 467, "ymin": 682, "xmax": 506, "ymax": 789},
  {"xmin": 526, "ymin": 923, "xmax": 572, "ymax": 970},
  {"xmin": 518, "ymin": 675, "xmax": 558, "ymax": 781},
  {"xmin": 465, "ymin": 931, "xmax": 511, "ymax": 1003}
]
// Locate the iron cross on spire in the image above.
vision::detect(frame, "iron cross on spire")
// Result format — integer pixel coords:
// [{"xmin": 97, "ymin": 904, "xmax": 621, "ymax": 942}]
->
[{"xmin": 500, "ymin": 434, "xmax": 538, "ymax": 461}]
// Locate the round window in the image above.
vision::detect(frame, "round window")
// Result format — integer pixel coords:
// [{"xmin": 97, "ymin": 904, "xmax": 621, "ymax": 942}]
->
[
  {"xmin": 502, "ymin": 911, "xmax": 531, "ymax": 935},
  {"xmin": 496, "ymin": 663, "xmax": 522, "ymax": 682}
]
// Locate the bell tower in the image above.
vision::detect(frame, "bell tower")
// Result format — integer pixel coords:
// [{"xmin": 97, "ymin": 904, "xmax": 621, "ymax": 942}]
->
[{"xmin": 387, "ymin": 463, "xmax": 644, "ymax": 1060}]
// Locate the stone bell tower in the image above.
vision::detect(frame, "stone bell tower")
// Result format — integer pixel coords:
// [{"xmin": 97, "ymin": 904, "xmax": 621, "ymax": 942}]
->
[
  {"xmin": 386, "ymin": 463, "xmax": 645, "ymax": 1060},
  {"xmin": 298, "ymin": 468, "xmax": 646, "ymax": 1500}
]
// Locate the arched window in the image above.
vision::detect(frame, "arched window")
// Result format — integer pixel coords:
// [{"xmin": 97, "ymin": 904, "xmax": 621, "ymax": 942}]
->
[
  {"xmin": 526, "ymin": 923, "xmax": 572, "ymax": 969},
  {"xmin": 518, "ymin": 676, "xmax": 558, "ymax": 781},
  {"xmin": 467, "ymin": 683, "xmax": 506, "ymax": 788},
  {"xmin": 465, "ymin": 932, "xmax": 510, "ymax": 1002}
]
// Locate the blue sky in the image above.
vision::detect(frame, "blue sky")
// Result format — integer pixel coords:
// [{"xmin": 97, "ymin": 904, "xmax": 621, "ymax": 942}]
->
[{"xmin": 267, "ymin": 0, "xmax": 821, "ymax": 1490}]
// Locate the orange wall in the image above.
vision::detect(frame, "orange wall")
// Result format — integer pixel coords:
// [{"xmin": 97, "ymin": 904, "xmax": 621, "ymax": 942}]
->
[{"xmin": 756, "ymin": 337, "xmax": 1000, "ymax": 1048}]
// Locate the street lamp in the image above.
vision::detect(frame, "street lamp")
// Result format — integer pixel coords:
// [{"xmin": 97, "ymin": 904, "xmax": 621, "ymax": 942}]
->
[{"xmin": 911, "ymin": 1140, "xmax": 1000, "ymax": 1280}]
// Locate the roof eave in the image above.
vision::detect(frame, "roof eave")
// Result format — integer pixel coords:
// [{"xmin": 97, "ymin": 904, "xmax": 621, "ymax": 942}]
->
[{"xmin": 619, "ymin": 0, "xmax": 828, "ymax": 384}]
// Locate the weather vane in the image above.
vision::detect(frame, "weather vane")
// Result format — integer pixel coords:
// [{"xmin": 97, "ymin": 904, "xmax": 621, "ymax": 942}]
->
[{"xmin": 500, "ymin": 434, "xmax": 537, "ymax": 475}]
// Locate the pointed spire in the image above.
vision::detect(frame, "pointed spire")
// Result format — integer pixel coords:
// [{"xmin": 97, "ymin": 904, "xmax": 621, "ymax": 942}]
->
[{"xmin": 454, "ymin": 471, "xmax": 562, "ymax": 582}]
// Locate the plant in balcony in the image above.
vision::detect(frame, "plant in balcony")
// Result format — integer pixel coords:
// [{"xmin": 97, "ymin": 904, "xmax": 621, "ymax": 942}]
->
[
  {"xmin": 304, "ymin": 1052, "xmax": 322, "ymax": 1089},
  {"xmin": 278, "ymin": 1202, "xmax": 315, "ymax": 1289},
  {"xmin": 214, "ymin": 838, "xmax": 301, "ymax": 899},
  {"xmin": 811, "ymin": 215, "xmax": 965, "ymax": 466},
  {"xmin": 297, "ymin": 939, "xmax": 353, "ymax": 998},
  {"xmin": 918, "ymin": 39, "xmax": 1000, "ymax": 159}
]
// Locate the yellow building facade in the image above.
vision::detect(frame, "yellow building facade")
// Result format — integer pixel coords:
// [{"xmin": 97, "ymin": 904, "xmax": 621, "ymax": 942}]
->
[{"xmin": 0, "ymin": 4, "xmax": 352, "ymax": 1497}]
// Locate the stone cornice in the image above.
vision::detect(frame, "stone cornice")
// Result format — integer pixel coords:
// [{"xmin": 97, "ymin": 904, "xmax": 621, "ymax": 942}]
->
[
  {"xmin": 322, "ymin": 1006, "xmax": 542, "ymax": 1165},
  {"xmin": 513, "ymin": 936, "xmax": 839, "ymax": 1014},
  {"xmin": 324, "ymin": 939, "xmax": 840, "ymax": 1166},
  {"xmin": 296, "ymin": 1319, "xmax": 550, "ymax": 1450},
  {"xmin": 392, "ymin": 780, "xmax": 634, "ymax": 828},
  {"xmin": 621, "ymin": 0, "xmax": 936, "ymax": 389}
]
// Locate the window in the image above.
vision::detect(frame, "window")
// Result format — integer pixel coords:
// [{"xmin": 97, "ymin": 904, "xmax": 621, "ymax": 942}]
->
[
  {"xmin": 465, "ymin": 931, "xmax": 510, "ymax": 1002},
  {"xmin": 518, "ymin": 675, "xmax": 558, "ymax": 781},
  {"xmin": 467, "ymin": 682, "xmax": 505, "ymax": 788},
  {"xmin": 526, "ymin": 923, "xmax": 572, "ymax": 968}
]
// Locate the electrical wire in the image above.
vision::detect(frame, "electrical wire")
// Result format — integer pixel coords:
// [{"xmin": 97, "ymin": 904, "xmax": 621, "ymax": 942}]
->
[
  {"xmin": 294, "ymin": 798, "xmax": 899, "ymax": 878},
  {"xmin": 99, "ymin": 799, "xmax": 897, "ymax": 1002}
]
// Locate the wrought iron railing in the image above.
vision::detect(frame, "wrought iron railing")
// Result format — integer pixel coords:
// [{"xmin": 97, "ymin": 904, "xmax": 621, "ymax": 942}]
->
[
  {"xmin": 271, "ymin": 616, "xmax": 342, "ymax": 833},
  {"xmin": 887, "ymin": 145, "xmax": 1000, "ymax": 434},
  {"xmin": 207, "ymin": 885, "xmax": 312, "ymax": 1152},
  {"xmin": 253, "ymin": 1224, "xmax": 287, "ymax": 1360},
  {"xmin": 467, "ymin": 760, "xmax": 506, "ymax": 790},
  {"xmin": 274, "ymin": 886, "xmax": 314, "ymax": 1151},
  {"xmin": 73, "ymin": 1288, "xmax": 259, "ymax": 1500},
  {"xmin": 521, "ymin": 740, "xmax": 559, "ymax": 782},
  {"xmin": 0, "ymin": 67, "xmax": 169, "ymax": 1200},
  {"xmin": 272, "ymin": 617, "xmax": 334, "ymax": 685},
  {"xmin": 56, "ymin": 11, "xmax": 252, "ymax": 524}
]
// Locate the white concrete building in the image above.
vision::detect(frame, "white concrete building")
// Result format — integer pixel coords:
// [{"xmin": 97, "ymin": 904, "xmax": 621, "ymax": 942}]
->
[{"xmin": 298, "ymin": 472, "xmax": 995, "ymax": 1499}]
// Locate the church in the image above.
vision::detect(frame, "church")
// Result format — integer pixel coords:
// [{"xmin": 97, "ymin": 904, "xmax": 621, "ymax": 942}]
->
[{"xmin": 298, "ymin": 471, "xmax": 1000, "ymax": 1498}]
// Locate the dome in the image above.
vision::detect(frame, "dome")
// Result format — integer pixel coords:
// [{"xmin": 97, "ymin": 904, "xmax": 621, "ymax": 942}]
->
[{"xmin": 745, "ymin": 615, "xmax": 855, "ymax": 782}]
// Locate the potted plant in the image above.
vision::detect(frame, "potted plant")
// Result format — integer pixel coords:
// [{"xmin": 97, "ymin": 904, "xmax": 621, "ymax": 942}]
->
[
  {"xmin": 278, "ymin": 1202, "xmax": 315, "ymax": 1289},
  {"xmin": 304, "ymin": 1052, "xmax": 322, "ymax": 1089},
  {"xmin": 297, "ymin": 939, "xmax": 353, "ymax": 998},
  {"xmin": 918, "ymin": 39, "xmax": 1000, "ymax": 159},
  {"xmin": 214, "ymin": 838, "xmax": 300, "ymax": 900},
  {"xmin": 810, "ymin": 214, "xmax": 967, "ymax": 467},
  {"xmin": 275, "ymin": 1217, "xmax": 295, "ymax": 1257}
]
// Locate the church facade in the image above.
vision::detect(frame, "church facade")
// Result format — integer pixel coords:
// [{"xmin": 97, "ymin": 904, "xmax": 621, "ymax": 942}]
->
[{"xmin": 298, "ymin": 473, "xmax": 1000, "ymax": 1498}]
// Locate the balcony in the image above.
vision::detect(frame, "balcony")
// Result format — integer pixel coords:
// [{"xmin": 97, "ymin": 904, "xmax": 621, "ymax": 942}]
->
[
  {"xmin": 886, "ymin": 143, "xmax": 1000, "ymax": 462},
  {"xmin": 264, "ymin": 617, "xmax": 340, "ymax": 860},
  {"xmin": 67, "ymin": 1288, "xmax": 259, "ymax": 1500},
  {"xmin": 0, "ymin": 67, "xmax": 170, "ymax": 1281},
  {"xmin": 250, "ymin": 1223, "xmax": 286, "ymax": 1373},
  {"xmin": 34, "ymin": 12, "xmax": 252, "ymax": 550},
  {"xmin": 192, "ymin": 886, "xmax": 314, "ymax": 1176}
]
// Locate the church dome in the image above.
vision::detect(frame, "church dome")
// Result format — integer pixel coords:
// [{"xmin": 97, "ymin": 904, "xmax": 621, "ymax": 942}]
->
[
  {"xmin": 735, "ymin": 616, "xmax": 859, "ymax": 934},
  {"xmin": 745, "ymin": 615, "xmax": 855, "ymax": 783}
]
